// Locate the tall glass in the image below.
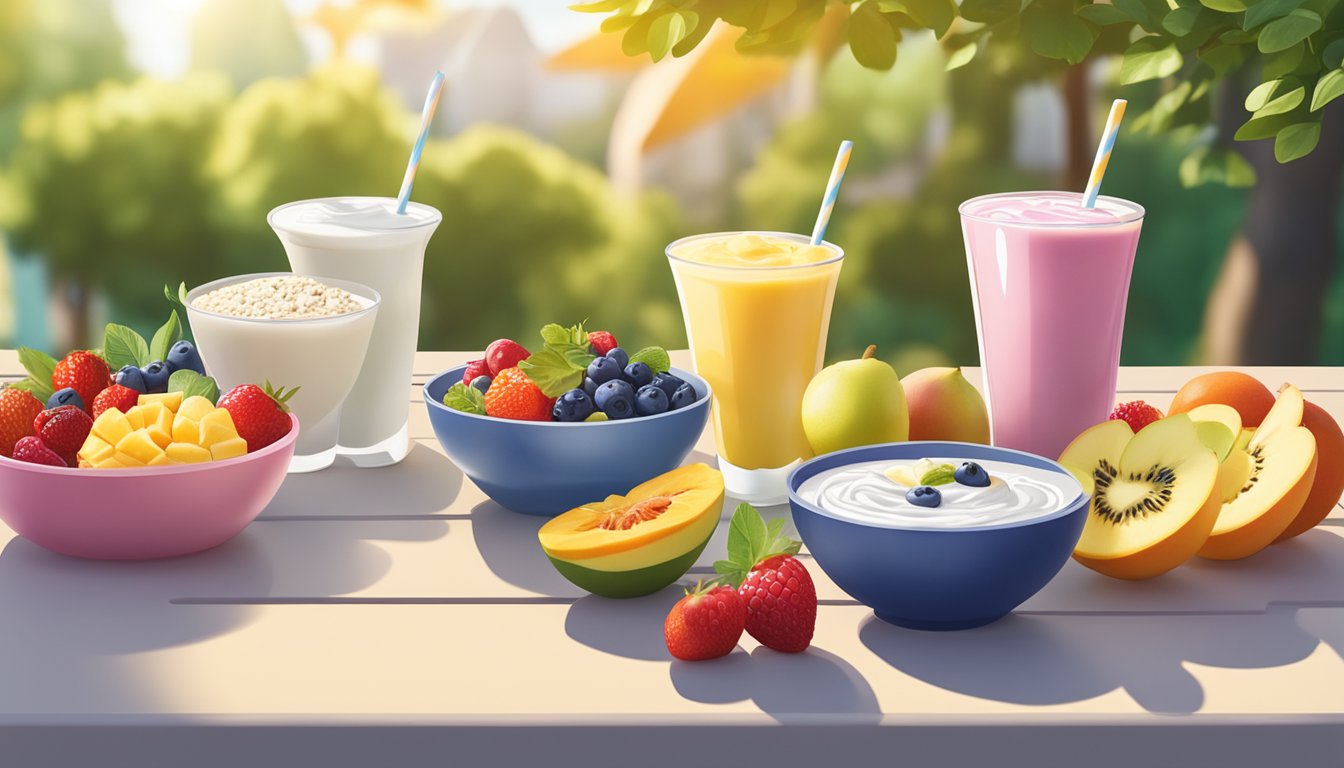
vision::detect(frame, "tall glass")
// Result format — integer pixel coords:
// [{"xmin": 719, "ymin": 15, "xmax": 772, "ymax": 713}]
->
[
  {"xmin": 667, "ymin": 232, "xmax": 843, "ymax": 504},
  {"xmin": 269, "ymin": 197, "xmax": 442, "ymax": 467},
  {"xmin": 960, "ymin": 191, "xmax": 1144, "ymax": 459}
]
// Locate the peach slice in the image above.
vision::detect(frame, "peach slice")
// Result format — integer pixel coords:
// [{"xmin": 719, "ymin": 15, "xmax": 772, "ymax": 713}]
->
[{"xmin": 1275, "ymin": 401, "xmax": 1344, "ymax": 541}]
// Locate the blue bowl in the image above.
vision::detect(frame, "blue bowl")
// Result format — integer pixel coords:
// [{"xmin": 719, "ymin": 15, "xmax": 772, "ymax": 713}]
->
[
  {"xmin": 787, "ymin": 442, "xmax": 1088, "ymax": 631},
  {"xmin": 424, "ymin": 365, "xmax": 712, "ymax": 516}
]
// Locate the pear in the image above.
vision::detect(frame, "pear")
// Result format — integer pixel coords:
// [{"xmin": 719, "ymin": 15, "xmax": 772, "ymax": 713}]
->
[
  {"xmin": 801, "ymin": 345, "xmax": 908, "ymax": 456},
  {"xmin": 901, "ymin": 367, "xmax": 990, "ymax": 444}
]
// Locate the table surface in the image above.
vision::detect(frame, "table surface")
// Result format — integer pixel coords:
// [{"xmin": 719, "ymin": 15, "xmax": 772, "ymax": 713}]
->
[{"xmin": 1, "ymin": 351, "xmax": 1342, "ymax": 765}]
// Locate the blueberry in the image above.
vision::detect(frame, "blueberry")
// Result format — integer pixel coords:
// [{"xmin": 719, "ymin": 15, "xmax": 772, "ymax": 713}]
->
[
  {"xmin": 634, "ymin": 385, "xmax": 669, "ymax": 417},
  {"xmin": 115, "ymin": 365, "xmax": 148, "ymax": 394},
  {"xmin": 906, "ymin": 485, "xmax": 942, "ymax": 508},
  {"xmin": 582, "ymin": 377, "xmax": 599, "ymax": 398},
  {"xmin": 47, "ymin": 387, "xmax": 84, "ymax": 411},
  {"xmin": 166, "ymin": 340, "xmax": 205, "ymax": 375},
  {"xmin": 669, "ymin": 382, "xmax": 697, "ymax": 410},
  {"xmin": 140, "ymin": 361, "xmax": 171, "ymax": 394},
  {"xmin": 552, "ymin": 388, "xmax": 595, "ymax": 422},
  {"xmin": 469, "ymin": 375, "xmax": 492, "ymax": 394},
  {"xmin": 586, "ymin": 356, "xmax": 622, "ymax": 385},
  {"xmin": 594, "ymin": 379, "xmax": 635, "ymax": 420},
  {"xmin": 954, "ymin": 461, "xmax": 991, "ymax": 487},
  {"xmin": 623, "ymin": 362, "xmax": 653, "ymax": 388},
  {"xmin": 650, "ymin": 371, "xmax": 685, "ymax": 398},
  {"xmin": 605, "ymin": 347, "xmax": 629, "ymax": 370}
]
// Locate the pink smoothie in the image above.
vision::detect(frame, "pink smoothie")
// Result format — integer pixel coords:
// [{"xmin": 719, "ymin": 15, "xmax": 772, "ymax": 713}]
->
[{"xmin": 960, "ymin": 191, "xmax": 1144, "ymax": 459}]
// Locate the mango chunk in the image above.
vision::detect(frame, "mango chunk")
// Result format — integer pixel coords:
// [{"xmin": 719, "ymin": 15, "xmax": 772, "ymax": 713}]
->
[
  {"xmin": 172, "ymin": 416, "xmax": 200, "ymax": 445},
  {"xmin": 116, "ymin": 431, "xmax": 165, "ymax": 464},
  {"xmin": 92, "ymin": 409, "xmax": 133, "ymax": 446},
  {"xmin": 165, "ymin": 442, "xmax": 212, "ymax": 464},
  {"xmin": 78, "ymin": 435, "xmax": 116, "ymax": 465},
  {"xmin": 199, "ymin": 409, "xmax": 239, "ymax": 447},
  {"xmin": 139, "ymin": 392, "xmax": 183, "ymax": 412},
  {"xmin": 110, "ymin": 451, "xmax": 146, "ymax": 468},
  {"xmin": 178, "ymin": 396, "xmax": 215, "ymax": 422},
  {"xmin": 209, "ymin": 437, "xmax": 248, "ymax": 462},
  {"xmin": 147, "ymin": 453, "xmax": 179, "ymax": 467},
  {"xmin": 124, "ymin": 406, "xmax": 146, "ymax": 431}
]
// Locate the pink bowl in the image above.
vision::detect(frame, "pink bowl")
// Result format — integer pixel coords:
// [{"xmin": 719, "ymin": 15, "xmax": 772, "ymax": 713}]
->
[{"xmin": 0, "ymin": 414, "xmax": 299, "ymax": 560}]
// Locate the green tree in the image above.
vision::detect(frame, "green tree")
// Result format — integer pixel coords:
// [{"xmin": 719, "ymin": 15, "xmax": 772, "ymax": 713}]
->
[{"xmin": 191, "ymin": 0, "xmax": 308, "ymax": 89}]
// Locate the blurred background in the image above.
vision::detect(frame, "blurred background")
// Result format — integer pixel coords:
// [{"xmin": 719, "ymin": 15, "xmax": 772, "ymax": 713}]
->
[{"xmin": 0, "ymin": 0, "xmax": 1340, "ymax": 370}]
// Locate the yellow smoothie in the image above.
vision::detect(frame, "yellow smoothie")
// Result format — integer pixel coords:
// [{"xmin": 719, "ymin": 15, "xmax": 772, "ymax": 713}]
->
[{"xmin": 668, "ymin": 233, "xmax": 843, "ymax": 471}]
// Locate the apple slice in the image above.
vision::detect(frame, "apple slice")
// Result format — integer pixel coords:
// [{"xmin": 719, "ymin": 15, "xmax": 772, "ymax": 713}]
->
[
  {"xmin": 1187, "ymin": 403, "xmax": 1242, "ymax": 461},
  {"xmin": 1198, "ymin": 384, "xmax": 1318, "ymax": 560},
  {"xmin": 1060, "ymin": 415, "xmax": 1221, "ymax": 580}
]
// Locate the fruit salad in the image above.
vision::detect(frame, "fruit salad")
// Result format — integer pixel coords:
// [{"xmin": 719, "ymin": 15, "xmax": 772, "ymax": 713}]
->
[{"xmin": 442, "ymin": 323, "xmax": 702, "ymax": 423}]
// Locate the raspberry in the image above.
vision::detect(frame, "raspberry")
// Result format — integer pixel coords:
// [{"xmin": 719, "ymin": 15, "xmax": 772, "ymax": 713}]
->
[
  {"xmin": 587, "ymin": 331, "xmax": 618, "ymax": 357},
  {"xmin": 484, "ymin": 368, "xmax": 554, "ymax": 421},
  {"xmin": 11, "ymin": 435, "xmax": 68, "ymax": 467},
  {"xmin": 1110, "ymin": 400, "xmax": 1164, "ymax": 433},
  {"xmin": 462, "ymin": 358, "xmax": 491, "ymax": 386}
]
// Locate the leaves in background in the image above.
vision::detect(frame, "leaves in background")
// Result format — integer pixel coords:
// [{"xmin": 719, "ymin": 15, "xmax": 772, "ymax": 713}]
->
[
  {"xmin": 1311, "ymin": 69, "xmax": 1344, "ymax": 111},
  {"xmin": 1274, "ymin": 120, "xmax": 1321, "ymax": 161},
  {"xmin": 1121, "ymin": 37, "xmax": 1185, "ymax": 83},
  {"xmin": 1179, "ymin": 146, "xmax": 1257, "ymax": 187},
  {"xmin": 1257, "ymin": 9, "xmax": 1322, "ymax": 52},
  {"xmin": 959, "ymin": 0, "xmax": 1020, "ymax": 24},
  {"xmin": 1022, "ymin": 7, "xmax": 1098, "ymax": 64},
  {"xmin": 848, "ymin": 1, "xmax": 899, "ymax": 69}
]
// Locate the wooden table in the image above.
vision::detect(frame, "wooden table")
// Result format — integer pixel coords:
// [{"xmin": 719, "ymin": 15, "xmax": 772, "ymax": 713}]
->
[{"xmin": 1, "ymin": 351, "xmax": 1342, "ymax": 766}]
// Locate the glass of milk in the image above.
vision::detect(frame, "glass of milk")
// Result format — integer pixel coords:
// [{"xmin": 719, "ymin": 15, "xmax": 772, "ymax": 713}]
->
[{"xmin": 268, "ymin": 197, "xmax": 442, "ymax": 467}]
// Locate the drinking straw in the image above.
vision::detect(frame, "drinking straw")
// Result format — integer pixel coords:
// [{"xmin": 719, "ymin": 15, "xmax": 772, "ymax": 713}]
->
[
  {"xmin": 810, "ymin": 139, "xmax": 853, "ymax": 245},
  {"xmin": 395, "ymin": 70, "xmax": 447, "ymax": 215},
  {"xmin": 1081, "ymin": 99, "xmax": 1127, "ymax": 209}
]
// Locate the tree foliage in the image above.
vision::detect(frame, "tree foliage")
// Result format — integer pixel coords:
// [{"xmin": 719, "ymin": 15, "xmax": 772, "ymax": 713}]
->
[{"xmin": 574, "ymin": 0, "xmax": 1344, "ymax": 167}]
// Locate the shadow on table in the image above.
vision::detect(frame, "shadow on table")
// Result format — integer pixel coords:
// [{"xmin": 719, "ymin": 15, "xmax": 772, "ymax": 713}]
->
[
  {"xmin": 0, "ymin": 533, "xmax": 272, "ymax": 711},
  {"xmin": 670, "ymin": 646, "xmax": 880, "ymax": 724},
  {"xmin": 262, "ymin": 441, "xmax": 463, "ymax": 519},
  {"xmin": 564, "ymin": 591, "xmax": 682, "ymax": 660},
  {"xmin": 470, "ymin": 500, "xmax": 579, "ymax": 596}
]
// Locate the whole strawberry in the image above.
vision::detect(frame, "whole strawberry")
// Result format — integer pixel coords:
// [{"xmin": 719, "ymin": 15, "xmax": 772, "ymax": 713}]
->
[
  {"xmin": 34, "ymin": 405, "xmax": 93, "ymax": 463},
  {"xmin": 664, "ymin": 582, "xmax": 746, "ymax": 661},
  {"xmin": 714, "ymin": 503, "xmax": 817, "ymax": 654},
  {"xmin": 92, "ymin": 384, "xmax": 141, "ymax": 419},
  {"xmin": 1110, "ymin": 400, "xmax": 1164, "ymax": 433},
  {"xmin": 0, "ymin": 387, "xmax": 44, "ymax": 458},
  {"xmin": 587, "ymin": 330, "xmax": 619, "ymax": 357},
  {"xmin": 485, "ymin": 339, "xmax": 531, "ymax": 376},
  {"xmin": 218, "ymin": 381, "xmax": 297, "ymax": 452},
  {"xmin": 484, "ymin": 368, "xmax": 554, "ymax": 421},
  {"xmin": 52, "ymin": 351, "xmax": 111, "ymax": 409},
  {"xmin": 12, "ymin": 435, "xmax": 67, "ymax": 467}
]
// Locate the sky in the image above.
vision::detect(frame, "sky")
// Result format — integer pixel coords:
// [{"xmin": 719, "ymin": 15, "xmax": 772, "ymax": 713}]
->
[{"xmin": 110, "ymin": 0, "xmax": 596, "ymax": 78}]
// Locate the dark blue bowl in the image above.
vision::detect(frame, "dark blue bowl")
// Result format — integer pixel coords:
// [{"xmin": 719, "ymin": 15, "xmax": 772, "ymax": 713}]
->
[
  {"xmin": 788, "ymin": 442, "xmax": 1088, "ymax": 631},
  {"xmin": 424, "ymin": 365, "xmax": 712, "ymax": 516}
]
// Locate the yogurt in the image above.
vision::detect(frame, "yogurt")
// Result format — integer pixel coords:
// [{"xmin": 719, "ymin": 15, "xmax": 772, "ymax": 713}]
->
[{"xmin": 796, "ymin": 458, "xmax": 1080, "ymax": 530}]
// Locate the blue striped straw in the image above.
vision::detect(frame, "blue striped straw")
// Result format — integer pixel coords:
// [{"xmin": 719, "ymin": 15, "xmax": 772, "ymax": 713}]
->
[
  {"xmin": 810, "ymin": 139, "xmax": 853, "ymax": 245},
  {"xmin": 1081, "ymin": 99, "xmax": 1127, "ymax": 209},
  {"xmin": 396, "ymin": 70, "xmax": 447, "ymax": 215}
]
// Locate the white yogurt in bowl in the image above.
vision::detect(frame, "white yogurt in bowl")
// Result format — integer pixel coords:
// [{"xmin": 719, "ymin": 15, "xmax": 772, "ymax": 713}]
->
[{"xmin": 796, "ymin": 458, "xmax": 1081, "ymax": 530}]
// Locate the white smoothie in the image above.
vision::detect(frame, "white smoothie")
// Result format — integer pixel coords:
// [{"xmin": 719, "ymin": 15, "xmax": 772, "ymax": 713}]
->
[
  {"xmin": 269, "ymin": 197, "xmax": 442, "ymax": 467},
  {"xmin": 797, "ymin": 458, "xmax": 1080, "ymax": 529}
]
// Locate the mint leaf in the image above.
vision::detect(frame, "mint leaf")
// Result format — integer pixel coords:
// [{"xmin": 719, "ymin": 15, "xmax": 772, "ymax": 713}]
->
[
  {"xmin": 725, "ymin": 502, "xmax": 766, "ymax": 573},
  {"xmin": 9, "ymin": 378, "xmax": 54, "ymax": 402},
  {"xmin": 539, "ymin": 323, "xmax": 571, "ymax": 347},
  {"xmin": 168, "ymin": 369, "xmax": 219, "ymax": 403},
  {"xmin": 443, "ymin": 382, "xmax": 486, "ymax": 415},
  {"xmin": 103, "ymin": 323, "xmax": 150, "ymax": 370},
  {"xmin": 149, "ymin": 309, "xmax": 183, "ymax": 363},
  {"xmin": 518, "ymin": 347, "xmax": 585, "ymax": 397},
  {"xmin": 920, "ymin": 463, "xmax": 957, "ymax": 486},
  {"xmin": 629, "ymin": 346, "xmax": 670, "ymax": 373},
  {"xmin": 17, "ymin": 346, "xmax": 57, "ymax": 385}
]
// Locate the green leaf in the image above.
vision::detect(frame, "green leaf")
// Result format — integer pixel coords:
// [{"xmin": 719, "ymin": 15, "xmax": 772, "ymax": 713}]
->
[
  {"xmin": 149, "ymin": 309, "xmax": 183, "ymax": 363},
  {"xmin": 725, "ymin": 503, "xmax": 767, "ymax": 574},
  {"xmin": 627, "ymin": 346, "xmax": 671, "ymax": 374},
  {"xmin": 1219, "ymin": 28, "xmax": 1257, "ymax": 43},
  {"xmin": 17, "ymin": 346, "xmax": 57, "ymax": 387},
  {"xmin": 959, "ymin": 0, "xmax": 1020, "ymax": 24},
  {"xmin": 945, "ymin": 41, "xmax": 977, "ymax": 70},
  {"xmin": 442, "ymin": 382, "xmax": 486, "ymax": 415},
  {"xmin": 167, "ymin": 369, "xmax": 219, "ymax": 403},
  {"xmin": 1311, "ymin": 69, "xmax": 1344, "ymax": 110},
  {"xmin": 1326, "ymin": 39, "xmax": 1344, "ymax": 68},
  {"xmin": 539, "ymin": 323, "xmax": 572, "ymax": 347},
  {"xmin": 1112, "ymin": 0, "xmax": 1157, "ymax": 26},
  {"xmin": 1120, "ymin": 37, "xmax": 1184, "ymax": 83},
  {"xmin": 919, "ymin": 463, "xmax": 958, "ymax": 486},
  {"xmin": 902, "ymin": 0, "xmax": 956, "ymax": 36},
  {"xmin": 1077, "ymin": 4, "xmax": 1135, "ymax": 25},
  {"xmin": 1257, "ymin": 9, "xmax": 1322, "ymax": 52},
  {"xmin": 1234, "ymin": 109, "xmax": 1299, "ymax": 139},
  {"xmin": 1179, "ymin": 146, "xmax": 1258, "ymax": 187},
  {"xmin": 1022, "ymin": 7, "xmax": 1097, "ymax": 63},
  {"xmin": 1246, "ymin": 78, "xmax": 1284, "ymax": 109},
  {"xmin": 1161, "ymin": 5, "xmax": 1201, "ymax": 35},
  {"xmin": 517, "ymin": 347, "xmax": 586, "ymax": 398},
  {"xmin": 1253, "ymin": 79, "xmax": 1306, "ymax": 116},
  {"xmin": 1200, "ymin": 0, "xmax": 1248, "ymax": 10},
  {"xmin": 1261, "ymin": 43, "xmax": 1306, "ymax": 79},
  {"xmin": 1243, "ymin": 0, "xmax": 1305, "ymax": 27},
  {"xmin": 102, "ymin": 324, "xmax": 150, "ymax": 371},
  {"xmin": 848, "ymin": 1, "xmax": 898, "ymax": 69},
  {"xmin": 647, "ymin": 10, "xmax": 695, "ymax": 62},
  {"xmin": 1274, "ymin": 121, "xmax": 1321, "ymax": 161},
  {"xmin": 1199, "ymin": 43, "xmax": 1246, "ymax": 74}
]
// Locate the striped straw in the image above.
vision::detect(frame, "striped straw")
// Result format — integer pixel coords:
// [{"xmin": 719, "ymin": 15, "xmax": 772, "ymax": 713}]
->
[
  {"xmin": 810, "ymin": 139, "xmax": 854, "ymax": 245},
  {"xmin": 396, "ymin": 70, "xmax": 447, "ymax": 215},
  {"xmin": 1081, "ymin": 99, "xmax": 1127, "ymax": 209}
]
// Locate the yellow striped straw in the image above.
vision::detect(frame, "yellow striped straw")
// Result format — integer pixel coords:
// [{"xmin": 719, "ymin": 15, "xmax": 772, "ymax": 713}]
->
[
  {"xmin": 1082, "ymin": 99, "xmax": 1127, "ymax": 209},
  {"xmin": 811, "ymin": 140, "xmax": 853, "ymax": 245},
  {"xmin": 396, "ymin": 70, "xmax": 447, "ymax": 215}
]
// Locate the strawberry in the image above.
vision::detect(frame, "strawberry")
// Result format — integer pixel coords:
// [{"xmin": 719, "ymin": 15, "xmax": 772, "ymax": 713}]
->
[
  {"xmin": 11, "ymin": 435, "xmax": 67, "ymax": 467},
  {"xmin": 484, "ymin": 367, "xmax": 554, "ymax": 421},
  {"xmin": 1110, "ymin": 400, "xmax": 1164, "ymax": 433},
  {"xmin": 462, "ymin": 358, "xmax": 491, "ymax": 386},
  {"xmin": 714, "ymin": 503, "xmax": 817, "ymax": 654},
  {"xmin": 664, "ymin": 582, "xmax": 747, "ymax": 661},
  {"xmin": 218, "ymin": 381, "xmax": 297, "ymax": 452},
  {"xmin": 485, "ymin": 339, "xmax": 530, "ymax": 376},
  {"xmin": 52, "ymin": 351, "xmax": 111, "ymax": 409},
  {"xmin": 0, "ymin": 388, "xmax": 44, "ymax": 458},
  {"xmin": 35, "ymin": 405, "xmax": 93, "ymax": 458},
  {"xmin": 587, "ymin": 331, "xmax": 618, "ymax": 357},
  {"xmin": 92, "ymin": 384, "xmax": 141, "ymax": 419}
]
